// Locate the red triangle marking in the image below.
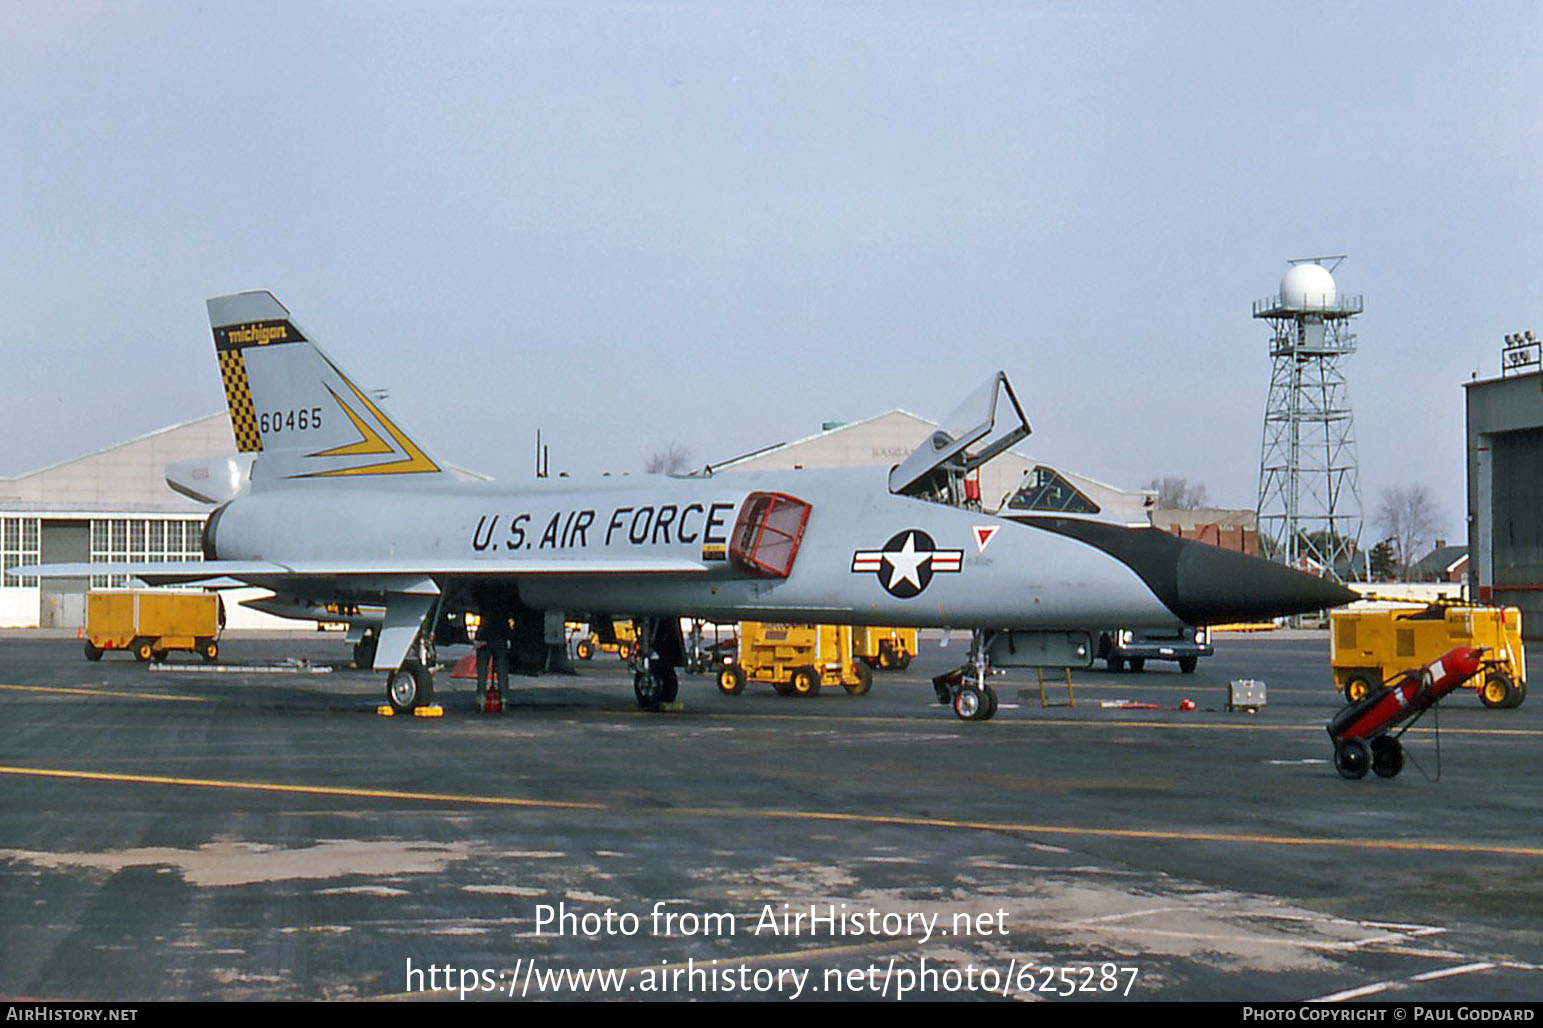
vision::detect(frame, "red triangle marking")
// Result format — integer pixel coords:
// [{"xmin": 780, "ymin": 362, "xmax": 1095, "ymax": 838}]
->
[{"xmin": 973, "ymin": 525, "xmax": 999, "ymax": 553}]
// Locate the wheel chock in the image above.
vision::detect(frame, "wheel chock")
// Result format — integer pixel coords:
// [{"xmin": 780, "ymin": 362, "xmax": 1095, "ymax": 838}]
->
[
  {"xmin": 413, "ymin": 705, "xmax": 444, "ymax": 718},
  {"xmin": 660, "ymin": 701, "xmax": 684, "ymax": 713},
  {"xmin": 376, "ymin": 705, "xmax": 396, "ymax": 717}
]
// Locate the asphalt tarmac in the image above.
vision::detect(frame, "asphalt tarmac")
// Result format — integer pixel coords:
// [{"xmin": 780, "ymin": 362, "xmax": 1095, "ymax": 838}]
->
[{"xmin": 1, "ymin": 629, "xmax": 1540, "ymax": 1003}]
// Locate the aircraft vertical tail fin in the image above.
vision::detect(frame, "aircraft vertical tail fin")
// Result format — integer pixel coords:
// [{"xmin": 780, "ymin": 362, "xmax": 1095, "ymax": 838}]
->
[{"xmin": 208, "ymin": 291, "xmax": 449, "ymax": 486}]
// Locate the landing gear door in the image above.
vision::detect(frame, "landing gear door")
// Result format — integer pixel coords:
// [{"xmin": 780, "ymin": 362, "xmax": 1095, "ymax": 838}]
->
[{"xmin": 887, "ymin": 372, "xmax": 1031, "ymax": 500}]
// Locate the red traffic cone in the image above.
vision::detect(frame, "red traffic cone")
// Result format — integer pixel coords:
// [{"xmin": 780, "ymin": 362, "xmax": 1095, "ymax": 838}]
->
[{"xmin": 483, "ymin": 683, "xmax": 503, "ymax": 713}]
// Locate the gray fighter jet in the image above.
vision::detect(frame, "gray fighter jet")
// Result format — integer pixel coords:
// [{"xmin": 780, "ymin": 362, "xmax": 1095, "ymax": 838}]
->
[{"xmin": 18, "ymin": 291, "xmax": 1354, "ymax": 720}]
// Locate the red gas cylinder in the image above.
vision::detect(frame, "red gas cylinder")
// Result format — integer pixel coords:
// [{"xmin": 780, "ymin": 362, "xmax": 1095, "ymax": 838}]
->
[{"xmin": 1327, "ymin": 645, "xmax": 1485, "ymax": 780}]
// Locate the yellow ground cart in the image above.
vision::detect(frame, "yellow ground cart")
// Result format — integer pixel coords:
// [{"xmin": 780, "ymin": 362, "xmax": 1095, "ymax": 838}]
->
[
  {"xmin": 84, "ymin": 591, "xmax": 223, "ymax": 662},
  {"xmin": 852, "ymin": 626, "xmax": 918, "ymax": 671},
  {"xmin": 1329, "ymin": 602, "xmax": 1526, "ymax": 708},
  {"xmin": 716, "ymin": 622, "xmax": 873, "ymax": 696},
  {"xmin": 573, "ymin": 619, "xmax": 637, "ymax": 661}
]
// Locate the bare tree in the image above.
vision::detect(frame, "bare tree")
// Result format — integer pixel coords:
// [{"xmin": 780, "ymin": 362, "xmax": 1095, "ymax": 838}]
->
[
  {"xmin": 1146, "ymin": 476, "xmax": 1209, "ymax": 510},
  {"xmin": 1374, "ymin": 484, "xmax": 1443, "ymax": 579},
  {"xmin": 644, "ymin": 442, "xmax": 691, "ymax": 475}
]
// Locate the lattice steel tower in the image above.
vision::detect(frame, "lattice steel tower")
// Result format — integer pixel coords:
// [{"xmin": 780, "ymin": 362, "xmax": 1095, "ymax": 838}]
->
[{"xmin": 1255, "ymin": 257, "xmax": 1363, "ymax": 581}]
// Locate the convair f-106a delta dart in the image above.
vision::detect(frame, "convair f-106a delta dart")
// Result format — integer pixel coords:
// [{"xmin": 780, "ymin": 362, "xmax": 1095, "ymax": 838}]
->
[{"xmin": 17, "ymin": 291, "xmax": 1355, "ymax": 720}]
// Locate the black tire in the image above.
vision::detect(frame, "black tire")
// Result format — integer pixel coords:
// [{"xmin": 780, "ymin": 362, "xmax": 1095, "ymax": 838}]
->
[
  {"xmin": 353, "ymin": 638, "xmax": 377, "ymax": 670},
  {"xmin": 1178, "ymin": 655, "xmax": 1198, "ymax": 674},
  {"xmin": 894, "ymin": 654, "xmax": 912, "ymax": 671},
  {"xmin": 634, "ymin": 667, "xmax": 676, "ymax": 710},
  {"xmin": 773, "ymin": 679, "xmax": 795, "ymax": 696},
  {"xmin": 844, "ymin": 662, "xmax": 874, "ymax": 696},
  {"xmin": 1334, "ymin": 738, "xmax": 1371, "ymax": 780},
  {"xmin": 952, "ymin": 685, "xmax": 990, "ymax": 721},
  {"xmin": 876, "ymin": 647, "xmax": 895, "ymax": 671},
  {"xmin": 84, "ymin": 640, "xmax": 103, "ymax": 662},
  {"xmin": 1480, "ymin": 671, "xmax": 1514, "ymax": 709},
  {"xmin": 152, "ymin": 648, "xmax": 169, "ymax": 662},
  {"xmin": 1344, "ymin": 674, "xmax": 1376, "ymax": 703},
  {"xmin": 200, "ymin": 639, "xmax": 219, "ymax": 663},
  {"xmin": 386, "ymin": 660, "xmax": 433, "ymax": 714},
  {"xmin": 1128, "ymin": 657, "xmax": 1146, "ymax": 673},
  {"xmin": 790, "ymin": 667, "xmax": 820, "ymax": 697},
  {"xmin": 717, "ymin": 665, "xmax": 746, "ymax": 695},
  {"xmin": 1371, "ymin": 736, "xmax": 1404, "ymax": 778},
  {"xmin": 982, "ymin": 683, "xmax": 999, "ymax": 720},
  {"xmin": 1106, "ymin": 655, "xmax": 1124, "ymax": 673},
  {"xmin": 1512, "ymin": 677, "xmax": 1528, "ymax": 709},
  {"xmin": 575, "ymin": 639, "xmax": 594, "ymax": 661},
  {"xmin": 134, "ymin": 639, "xmax": 154, "ymax": 662}
]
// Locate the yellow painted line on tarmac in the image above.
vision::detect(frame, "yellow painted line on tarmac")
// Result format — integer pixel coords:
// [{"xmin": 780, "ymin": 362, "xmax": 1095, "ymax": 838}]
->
[
  {"xmin": 669, "ymin": 805, "xmax": 1543, "ymax": 859},
  {"xmin": 6, "ymin": 763, "xmax": 1541, "ymax": 859},
  {"xmin": 608, "ymin": 707, "xmax": 1543, "ymax": 739},
  {"xmin": 0, "ymin": 683, "xmax": 209, "ymax": 704},
  {"xmin": 0, "ymin": 765, "xmax": 605, "ymax": 812}
]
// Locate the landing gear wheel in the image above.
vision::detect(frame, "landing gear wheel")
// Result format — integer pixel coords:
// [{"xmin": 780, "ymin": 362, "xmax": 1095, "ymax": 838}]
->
[
  {"xmin": 844, "ymin": 662, "xmax": 874, "ymax": 696},
  {"xmin": 790, "ymin": 667, "xmax": 820, "ymax": 697},
  {"xmin": 932, "ymin": 677, "xmax": 952, "ymax": 705},
  {"xmin": 199, "ymin": 639, "xmax": 219, "ymax": 662},
  {"xmin": 717, "ymin": 664, "xmax": 746, "ymax": 695},
  {"xmin": 386, "ymin": 660, "xmax": 433, "ymax": 714},
  {"xmin": 83, "ymin": 641, "xmax": 103, "ymax": 662},
  {"xmin": 634, "ymin": 666, "xmax": 676, "ymax": 710},
  {"xmin": 953, "ymin": 684, "xmax": 997, "ymax": 721},
  {"xmin": 1128, "ymin": 657, "xmax": 1146, "ymax": 673},
  {"xmin": 353, "ymin": 637, "xmax": 377, "ymax": 670},
  {"xmin": 1344, "ymin": 674, "xmax": 1375, "ymax": 703},
  {"xmin": 1480, "ymin": 671, "xmax": 1515, "ymax": 709},
  {"xmin": 1334, "ymin": 738, "xmax": 1370, "ymax": 780},
  {"xmin": 134, "ymin": 640, "xmax": 154, "ymax": 662},
  {"xmin": 1371, "ymin": 736, "xmax": 1404, "ymax": 778},
  {"xmin": 1178, "ymin": 655, "xmax": 1198, "ymax": 674},
  {"xmin": 575, "ymin": 639, "xmax": 594, "ymax": 661}
]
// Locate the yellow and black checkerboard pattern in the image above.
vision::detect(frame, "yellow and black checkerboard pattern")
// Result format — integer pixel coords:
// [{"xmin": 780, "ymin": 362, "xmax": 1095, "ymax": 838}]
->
[{"xmin": 217, "ymin": 350, "xmax": 263, "ymax": 453}]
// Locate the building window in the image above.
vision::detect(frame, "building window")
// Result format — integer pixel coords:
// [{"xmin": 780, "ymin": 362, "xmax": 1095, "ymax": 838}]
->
[
  {"xmin": 91, "ymin": 517, "xmax": 205, "ymax": 589},
  {"xmin": 1, "ymin": 517, "xmax": 40, "ymax": 587}
]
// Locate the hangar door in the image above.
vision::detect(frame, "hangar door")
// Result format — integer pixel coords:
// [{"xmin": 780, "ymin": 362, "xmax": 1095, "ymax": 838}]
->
[{"xmin": 1490, "ymin": 426, "xmax": 1543, "ymax": 589}]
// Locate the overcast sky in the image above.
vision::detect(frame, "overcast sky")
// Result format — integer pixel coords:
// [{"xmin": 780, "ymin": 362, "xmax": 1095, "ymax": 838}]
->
[{"xmin": 2, "ymin": 1, "xmax": 1538, "ymax": 540}]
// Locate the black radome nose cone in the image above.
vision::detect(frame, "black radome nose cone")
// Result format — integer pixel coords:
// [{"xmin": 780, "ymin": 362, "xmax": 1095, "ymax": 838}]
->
[
  {"xmin": 1010, "ymin": 516, "xmax": 1359, "ymax": 625},
  {"xmin": 1171, "ymin": 539, "xmax": 1358, "ymax": 625}
]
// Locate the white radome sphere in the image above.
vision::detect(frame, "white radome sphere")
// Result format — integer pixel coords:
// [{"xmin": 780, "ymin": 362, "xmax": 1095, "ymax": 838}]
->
[{"xmin": 1279, "ymin": 263, "xmax": 1337, "ymax": 309}]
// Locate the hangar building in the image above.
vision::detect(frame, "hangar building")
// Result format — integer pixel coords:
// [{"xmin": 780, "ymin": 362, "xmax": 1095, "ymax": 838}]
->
[{"xmin": 1466, "ymin": 369, "xmax": 1543, "ymax": 635}]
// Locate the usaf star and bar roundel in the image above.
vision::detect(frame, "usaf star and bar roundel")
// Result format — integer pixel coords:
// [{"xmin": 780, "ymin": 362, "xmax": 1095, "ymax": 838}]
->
[{"xmin": 851, "ymin": 530, "xmax": 965, "ymax": 598}]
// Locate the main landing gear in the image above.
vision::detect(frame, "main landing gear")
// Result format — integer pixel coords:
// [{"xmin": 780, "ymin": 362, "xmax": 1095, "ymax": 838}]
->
[
  {"xmin": 384, "ymin": 636, "xmax": 437, "ymax": 714},
  {"xmin": 932, "ymin": 630, "xmax": 999, "ymax": 722},
  {"xmin": 629, "ymin": 616, "xmax": 682, "ymax": 711}
]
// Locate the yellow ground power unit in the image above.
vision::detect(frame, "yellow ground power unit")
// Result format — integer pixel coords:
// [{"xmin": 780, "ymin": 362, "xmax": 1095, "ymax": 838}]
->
[
  {"xmin": 1329, "ymin": 602, "xmax": 1525, "ymax": 708},
  {"xmin": 717, "ymin": 621, "xmax": 873, "ymax": 697},
  {"xmin": 852, "ymin": 626, "xmax": 918, "ymax": 671}
]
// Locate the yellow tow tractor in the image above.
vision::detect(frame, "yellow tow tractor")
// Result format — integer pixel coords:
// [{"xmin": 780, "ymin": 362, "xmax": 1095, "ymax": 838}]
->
[
  {"xmin": 1330, "ymin": 601, "xmax": 1526, "ymax": 708},
  {"xmin": 852, "ymin": 626, "xmax": 918, "ymax": 671},
  {"xmin": 716, "ymin": 621, "xmax": 873, "ymax": 697},
  {"xmin": 84, "ymin": 590, "xmax": 224, "ymax": 662}
]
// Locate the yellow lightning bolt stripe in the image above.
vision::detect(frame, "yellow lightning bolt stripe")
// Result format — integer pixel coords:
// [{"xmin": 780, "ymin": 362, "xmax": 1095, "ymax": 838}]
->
[
  {"xmin": 294, "ymin": 361, "xmax": 441, "ymax": 478},
  {"xmin": 307, "ymin": 385, "xmax": 395, "ymax": 459}
]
